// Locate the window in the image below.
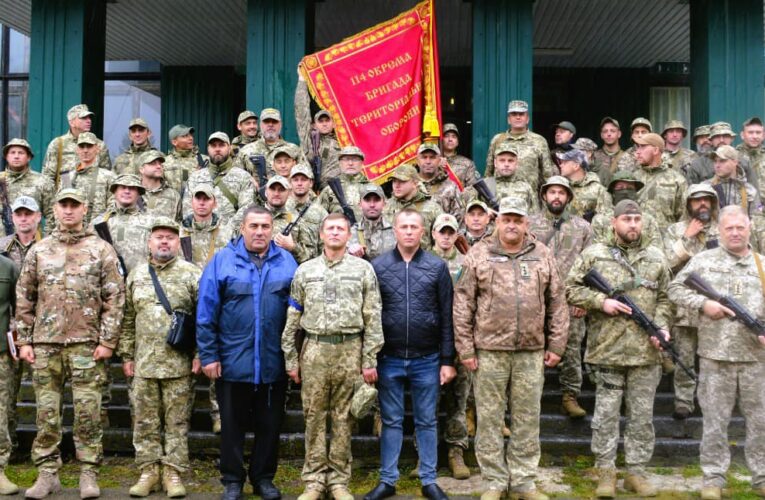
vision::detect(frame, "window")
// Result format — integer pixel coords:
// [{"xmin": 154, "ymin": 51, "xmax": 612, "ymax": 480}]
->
[
  {"xmin": 0, "ymin": 25, "xmax": 31, "ymax": 152},
  {"xmin": 650, "ymin": 87, "xmax": 692, "ymax": 149},
  {"xmin": 103, "ymin": 80, "xmax": 162, "ymax": 159}
]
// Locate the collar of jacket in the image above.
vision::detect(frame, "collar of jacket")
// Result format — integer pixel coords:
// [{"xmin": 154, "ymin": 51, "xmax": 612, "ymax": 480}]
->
[
  {"xmin": 150, "ymin": 255, "xmax": 178, "ymax": 271},
  {"xmin": 340, "ymin": 172, "xmax": 367, "ymax": 183},
  {"xmin": 171, "ymin": 146, "xmax": 199, "ymax": 159},
  {"xmin": 391, "ymin": 245, "xmax": 424, "ymax": 263},
  {"xmin": 5, "ymin": 166, "xmax": 30, "ymax": 180},
  {"xmin": 320, "ymin": 251, "xmax": 349, "ymax": 268},
  {"xmin": 231, "ymin": 237, "xmax": 281, "ymax": 265},
  {"xmin": 126, "ymin": 143, "xmax": 153, "ymax": 155},
  {"xmin": 607, "ymin": 228, "xmax": 649, "ymax": 252},
  {"xmin": 183, "ymin": 213, "xmax": 220, "ymax": 231},
  {"xmin": 488, "ymin": 232, "xmax": 536, "ymax": 258},
  {"xmin": 542, "ymin": 206, "xmax": 570, "ymax": 223},
  {"xmin": 144, "ymin": 178, "xmax": 170, "ymax": 194},
  {"xmin": 208, "ymin": 158, "xmax": 233, "ymax": 178},
  {"xmin": 504, "ymin": 129, "xmax": 529, "ymax": 140},
  {"xmin": 422, "ymin": 167, "xmax": 449, "ymax": 185},
  {"xmin": 52, "ymin": 227, "xmax": 94, "ymax": 244},
  {"xmin": 432, "ymin": 246, "xmax": 457, "ymax": 260}
]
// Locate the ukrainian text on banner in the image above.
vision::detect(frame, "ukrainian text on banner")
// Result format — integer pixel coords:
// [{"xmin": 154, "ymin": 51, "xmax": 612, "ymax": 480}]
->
[{"xmin": 298, "ymin": 0, "xmax": 441, "ymax": 183}]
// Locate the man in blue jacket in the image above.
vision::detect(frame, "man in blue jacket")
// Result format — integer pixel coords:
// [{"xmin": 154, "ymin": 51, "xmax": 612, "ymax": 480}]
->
[{"xmin": 197, "ymin": 205, "xmax": 298, "ymax": 500}]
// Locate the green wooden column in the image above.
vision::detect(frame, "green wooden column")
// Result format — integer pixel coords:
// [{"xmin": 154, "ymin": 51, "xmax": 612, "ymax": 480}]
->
[
  {"xmin": 690, "ymin": 0, "xmax": 764, "ymax": 130},
  {"xmin": 472, "ymin": 0, "xmax": 534, "ymax": 173},
  {"xmin": 245, "ymin": 0, "xmax": 309, "ymax": 144},
  {"xmin": 27, "ymin": 0, "xmax": 106, "ymax": 171}
]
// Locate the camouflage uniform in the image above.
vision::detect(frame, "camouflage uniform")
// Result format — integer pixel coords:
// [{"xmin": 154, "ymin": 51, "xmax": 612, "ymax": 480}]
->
[
  {"xmin": 634, "ymin": 161, "xmax": 688, "ymax": 233},
  {"xmin": 42, "ymin": 131, "xmax": 112, "ymax": 188},
  {"xmin": 91, "ymin": 205, "xmax": 154, "ymax": 274},
  {"xmin": 461, "ymin": 226, "xmax": 494, "ymax": 247},
  {"xmin": 666, "ymin": 147, "xmax": 697, "ymax": 173},
  {"xmin": 668, "ymin": 247, "xmax": 765, "ymax": 489},
  {"xmin": 701, "ymin": 173, "xmax": 761, "ymax": 216},
  {"xmin": 0, "ymin": 256, "xmax": 18, "ymax": 469},
  {"xmin": 282, "ymin": 254, "xmax": 384, "ymax": 492},
  {"xmin": 118, "ymin": 256, "xmax": 201, "ymax": 472},
  {"xmin": 57, "ymin": 164, "xmax": 116, "ymax": 228},
  {"xmin": 590, "ymin": 211, "xmax": 663, "ymax": 249},
  {"xmin": 616, "ymin": 146, "xmax": 638, "ymax": 172},
  {"xmin": 295, "ymin": 81, "xmax": 341, "ymax": 188},
  {"xmin": 739, "ymin": 144, "xmax": 765, "ymax": 195},
  {"xmin": 485, "ymin": 130, "xmax": 554, "ymax": 191},
  {"xmin": 349, "ymin": 216, "xmax": 396, "ymax": 261},
  {"xmin": 285, "ymin": 193, "xmax": 327, "ymax": 245},
  {"xmin": 383, "ymin": 191, "xmax": 443, "ymax": 251},
  {"xmin": 16, "ymin": 227, "xmax": 124, "ymax": 473},
  {"xmin": 568, "ymin": 172, "xmax": 613, "ymax": 220},
  {"xmin": 0, "ymin": 168, "xmax": 55, "ymax": 237},
  {"xmin": 142, "ymin": 181, "xmax": 181, "ymax": 221},
  {"xmin": 462, "ymin": 176, "xmax": 538, "ymax": 215},
  {"xmin": 182, "ymin": 159, "xmax": 255, "ymax": 228},
  {"xmin": 163, "ymin": 147, "xmax": 209, "ymax": 194},
  {"xmin": 235, "ymin": 138, "xmax": 306, "ymax": 178},
  {"xmin": 422, "ymin": 168, "xmax": 464, "ymax": 222},
  {"xmin": 454, "ymin": 233, "xmax": 569, "ymax": 492},
  {"xmin": 444, "ymin": 152, "xmax": 480, "ymax": 188},
  {"xmin": 317, "ymin": 172, "xmax": 369, "ymax": 223},
  {"xmin": 269, "ymin": 204, "xmax": 320, "ymax": 264},
  {"xmin": 591, "ymin": 148, "xmax": 626, "ymax": 187},
  {"xmin": 231, "ymin": 135, "xmax": 258, "ymax": 159},
  {"xmin": 113, "ymin": 143, "xmax": 156, "ymax": 176},
  {"xmin": 566, "ymin": 232, "xmax": 672, "ymax": 474}
]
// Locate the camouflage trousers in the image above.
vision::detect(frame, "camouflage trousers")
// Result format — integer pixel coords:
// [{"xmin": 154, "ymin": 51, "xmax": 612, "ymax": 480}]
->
[
  {"xmin": 442, "ymin": 361, "xmax": 474, "ymax": 450},
  {"xmin": 474, "ymin": 349, "xmax": 544, "ymax": 492},
  {"xmin": 591, "ymin": 364, "xmax": 661, "ymax": 474},
  {"xmin": 300, "ymin": 337, "xmax": 361, "ymax": 491},
  {"xmin": 132, "ymin": 375, "xmax": 194, "ymax": 472},
  {"xmin": 698, "ymin": 357, "xmax": 765, "ymax": 488},
  {"xmin": 672, "ymin": 326, "xmax": 698, "ymax": 413},
  {"xmin": 558, "ymin": 316, "xmax": 586, "ymax": 396},
  {"xmin": 31, "ymin": 343, "xmax": 106, "ymax": 473},
  {"xmin": 0, "ymin": 352, "xmax": 15, "ymax": 466}
]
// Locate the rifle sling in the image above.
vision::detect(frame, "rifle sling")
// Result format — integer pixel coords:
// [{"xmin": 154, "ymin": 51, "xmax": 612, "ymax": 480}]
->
[
  {"xmin": 753, "ymin": 252, "xmax": 765, "ymax": 300},
  {"xmin": 213, "ymin": 176, "xmax": 239, "ymax": 211},
  {"xmin": 608, "ymin": 246, "xmax": 658, "ymax": 291},
  {"xmin": 206, "ymin": 227, "xmax": 219, "ymax": 264}
]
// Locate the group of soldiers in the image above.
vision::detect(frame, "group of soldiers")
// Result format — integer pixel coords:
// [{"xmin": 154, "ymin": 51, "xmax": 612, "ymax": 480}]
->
[{"xmin": 0, "ymin": 73, "xmax": 762, "ymax": 500}]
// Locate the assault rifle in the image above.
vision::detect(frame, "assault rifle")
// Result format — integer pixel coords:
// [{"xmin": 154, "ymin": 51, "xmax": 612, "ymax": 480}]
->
[
  {"xmin": 310, "ymin": 129, "xmax": 322, "ymax": 191},
  {"xmin": 472, "ymin": 179, "xmax": 499, "ymax": 213},
  {"xmin": 249, "ymin": 154, "xmax": 267, "ymax": 198},
  {"xmin": 282, "ymin": 204, "xmax": 311, "ymax": 236},
  {"xmin": 180, "ymin": 236, "xmax": 193, "ymax": 263},
  {"xmin": 94, "ymin": 222, "xmax": 128, "ymax": 279},
  {"xmin": 328, "ymin": 178, "xmax": 357, "ymax": 226},
  {"xmin": 0, "ymin": 179, "xmax": 13, "ymax": 236}
]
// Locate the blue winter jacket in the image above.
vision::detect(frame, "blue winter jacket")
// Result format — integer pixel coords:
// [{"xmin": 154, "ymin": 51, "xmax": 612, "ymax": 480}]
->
[{"xmin": 196, "ymin": 237, "xmax": 297, "ymax": 384}]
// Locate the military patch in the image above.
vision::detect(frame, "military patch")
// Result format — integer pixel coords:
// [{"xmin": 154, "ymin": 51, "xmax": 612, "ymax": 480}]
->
[
  {"xmin": 519, "ymin": 263, "xmax": 531, "ymax": 279},
  {"xmin": 733, "ymin": 280, "xmax": 743, "ymax": 296},
  {"xmin": 488, "ymin": 256, "xmax": 508, "ymax": 263}
]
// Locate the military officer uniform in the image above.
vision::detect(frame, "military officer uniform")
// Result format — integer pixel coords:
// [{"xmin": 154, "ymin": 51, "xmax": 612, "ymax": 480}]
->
[
  {"xmin": 113, "ymin": 118, "xmax": 157, "ymax": 175},
  {"xmin": 441, "ymin": 124, "xmax": 480, "ymax": 188},
  {"xmin": 382, "ymin": 165, "xmax": 443, "ymax": 251},
  {"xmin": 163, "ymin": 124, "xmax": 210, "ymax": 194},
  {"xmin": 348, "ymin": 184, "xmax": 396, "ymax": 261},
  {"xmin": 296, "ymin": 81, "xmax": 341, "ymax": 189}
]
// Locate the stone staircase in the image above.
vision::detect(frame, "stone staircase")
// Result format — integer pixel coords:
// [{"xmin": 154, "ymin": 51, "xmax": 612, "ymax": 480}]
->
[{"xmin": 14, "ymin": 360, "xmax": 742, "ymax": 466}]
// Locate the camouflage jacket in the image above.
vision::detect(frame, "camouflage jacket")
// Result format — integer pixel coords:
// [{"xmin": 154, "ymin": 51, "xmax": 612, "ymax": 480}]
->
[
  {"xmin": 686, "ymin": 153, "xmax": 757, "ymax": 187},
  {"xmin": 461, "ymin": 225, "xmax": 494, "ymax": 247},
  {"xmin": 737, "ymin": 143, "xmax": 765, "ymax": 190},
  {"xmin": 119, "ymin": 257, "xmax": 201, "ymax": 378},
  {"xmin": 668, "ymin": 247, "xmax": 765, "ymax": 362},
  {"xmin": 0, "ymin": 167, "xmax": 55, "ymax": 237},
  {"xmin": 269, "ymin": 204, "xmax": 319, "ymax": 264},
  {"xmin": 568, "ymin": 172, "xmax": 613, "ymax": 220},
  {"xmin": 0, "ymin": 234, "xmax": 37, "ymax": 269},
  {"xmin": 454, "ymin": 233, "xmax": 569, "ymax": 357},
  {"xmin": 432, "ymin": 246, "xmax": 464, "ymax": 284},
  {"xmin": 701, "ymin": 175, "xmax": 762, "ymax": 216},
  {"xmin": 591, "ymin": 148, "xmax": 626, "ymax": 186},
  {"xmin": 286, "ymin": 192, "xmax": 329, "ymax": 230},
  {"xmin": 485, "ymin": 129, "xmax": 554, "ymax": 191},
  {"xmin": 590, "ymin": 210, "xmax": 663, "ymax": 249},
  {"xmin": 665, "ymin": 147, "xmax": 697, "ymax": 173},
  {"xmin": 462, "ymin": 175, "xmax": 538, "ymax": 214},
  {"xmin": 616, "ymin": 146, "xmax": 638, "ymax": 172},
  {"xmin": 444, "ymin": 152, "xmax": 480, "ymax": 187},
  {"xmin": 91, "ymin": 205, "xmax": 154, "ymax": 274},
  {"xmin": 42, "ymin": 131, "xmax": 112, "ymax": 188},
  {"xmin": 0, "ymin": 256, "xmax": 17, "ymax": 353},
  {"xmin": 295, "ymin": 80, "xmax": 341, "ymax": 188},
  {"xmin": 350, "ymin": 216, "xmax": 396, "ymax": 261},
  {"xmin": 164, "ymin": 147, "xmax": 209, "ymax": 194},
  {"xmin": 231, "ymin": 134, "xmax": 258, "ymax": 158},
  {"xmin": 528, "ymin": 209, "xmax": 592, "ymax": 278},
  {"xmin": 317, "ymin": 172, "xmax": 369, "ymax": 222},
  {"xmin": 383, "ymin": 190, "xmax": 443, "ymax": 250},
  {"xmin": 635, "ymin": 161, "xmax": 688, "ymax": 231},
  {"xmin": 142, "ymin": 181, "xmax": 182, "ymax": 221},
  {"xmin": 16, "ymin": 228, "xmax": 125, "ymax": 348},
  {"xmin": 113, "ymin": 143, "xmax": 156, "ymax": 175},
  {"xmin": 422, "ymin": 168, "xmax": 464, "ymax": 222},
  {"xmin": 180, "ymin": 213, "xmax": 235, "ymax": 268},
  {"xmin": 281, "ymin": 253, "xmax": 384, "ymax": 372},
  {"xmin": 60, "ymin": 163, "xmax": 116, "ymax": 227},
  {"xmin": 182, "ymin": 158, "xmax": 255, "ymax": 228},
  {"xmin": 235, "ymin": 137, "xmax": 307, "ymax": 178},
  {"xmin": 565, "ymin": 233, "xmax": 672, "ymax": 366}
]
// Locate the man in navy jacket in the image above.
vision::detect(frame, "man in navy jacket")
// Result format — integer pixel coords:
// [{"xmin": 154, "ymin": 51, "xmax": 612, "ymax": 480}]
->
[{"xmin": 197, "ymin": 205, "xmax": 298, "ymax": 500}]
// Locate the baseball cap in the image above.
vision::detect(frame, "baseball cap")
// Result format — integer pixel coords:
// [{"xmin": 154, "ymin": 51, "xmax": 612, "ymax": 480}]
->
[
  {"xmin": 350, "ymin": 379, "xmax": 378, "ymax": 419},
  {"xmin": 417, "ymin": 143, "xmax": 441, "ymax": 155},
  {"xmin": 498, "ymin": 197, "xmax": 527, "ymax": 217},
  {"xmin": 390, "ymin": 164, "xmax": 419, "ymax": 182},
  {"xmin": 686, "ymin": 184, "xmax": 718, "ymax": 201},
  {"xmin": 465, "ymin": 200, "xmax": 490, "ymax": 213},
  {"xmin": 139, "ymin": 150, "xmax": 165, "ymax": 165},
  {"xmin": 554, "ymin": 121, "xmax": 576, "ymax": 134},
  {"xmin": 3, "ymin": 138, "xmax": 34, "ymax": 158},
  {"xmin": 433, "ymin": 214, "xmax": 459, "ymax": 232},
  {"xmin": 76, "ymin": 132, "xmax": 98, "ymax": 146},
  {"xmin": 556, "ymin": 149, "xmax": 588, "ymax": 166},
  {"xmin": 110, "ymin": 173, "xmax": 146, "ymax": 194},
  {"xmin": 712, "ymin": 145, "xmax": 739, "ymax": 162},
  {"xmin": 266, "ymin": 175, "xmax": 290, "ymax": 189},
  {"xmin": 360, "ymin": 183, "xmax": 385, "ymax": 200},
  {"xmin": 495, "ymin": 143, "xmax": 519, "ymax": 156},
  {"xmin": 11, "ymin": 196, "xmax": 40, "ymax": 213},
  {"xmin": 339, "ymin": 145, "xmax": 365, "ymax": 160},
  {"xmin": 192, "ymin": 183, "xmax": 215, "ymax": 198},
  {"xmin": 290, "ymin": 163, "xmax": 314, "ymax": 179},
  {"xmin": 237, "ymin": 110, "xmax": 257, "ymax": 124},
  {"xmin": 67, "ymin": 104, "xmax": 95, "ymax": 121},
  {"xmin": 634, "ymin": 133, "xmax": 665, "ymax": 149},
  {"xmin": 150, "ymin": 216, "xmax": 180, "ymax": 234},
  {"xmin": 314, "ymin": 109, "xmax": 331, "ymax": 121},
  {"xmin": 273, "ymin": 144, "xmax": 301, "ymax": 160},
  {"xmin": 129, "ymin": 118, "xmax": 149, "ymax": 129},
  {"xmin": 169, "ymin": 125, "xmax": 194, "ymax": 141},
  {"xmin": 693, "ymin": 125, "xmax": 711, "ymax": 138},
  {"xmin": 613, "ymin": 199, "xmax": 641, "ymax": 217},
  {"xmin": 600, "ymin": 116, "xmax": 620, "ymax": 130},
  {"xmin": 573, "ymin": 138, "xmax": 597, "ymax": 152},
  {"xmin": 662, "ymin": 120, "xmax": 688, "ymax": 136},
  {"xmin": 443, "ymin": 123, "xmax": 459, "ymax": 136},
  {"xmin": 507, "ymin": 100, "xmax": 529, "ymax": 113},
  {"xmin": 207, "ymin": 131, "xmax": 230, "ymax": 144},
  {"xmin": 743, "ymin": 117, "xmax": 763, "ymax": 128},
  {"xmin": 55, "ymin": 188, "xmax": 86, "ymax": 204},
  {"xmin": 260, "ymin": 108, "xmax": 282, "ymax": 122},
  {"xmin": 631, "ymin": 117, "xmax": 652, "ymax": 132}
]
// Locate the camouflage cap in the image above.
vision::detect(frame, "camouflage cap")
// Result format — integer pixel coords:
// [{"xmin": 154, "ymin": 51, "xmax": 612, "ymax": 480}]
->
[
  {"xmin": 139, "ymin": 150, "xmax": 165, "ymax": 165},
  {"xmin": 128, "ymin": 118, "xmax": 149, "ymax": 129},
  {"xmin": 76, "ymin": 132, "xmax": 98, "ymax": 146},
  {"xmin": 494, "ymin": 142, "xmax": 519, "ymax": 156},
  {"xmin": 600, "ymin": 116, "xmax": 620, "ymax": 130},
  {"xmin": 207, "ymin": 131, "xmax": 230, "ymax": 144},
  {"xmin": 237, "ymin": 110, "xmax": 257, "ymax": 123},
  {"xmin": 266, "ymin": 175, "xmax": 290, "ymax": 189},
  {"xmin": 498, "ymin": 196, "xmax": 527, "ymax": 217},
  {"xmin": 433, "ymin": 213, "xmax": 459, "ymax": 232},
  {"xmin": 556, "ymin": 148, "xmax": 588, "ymax": 166},
  {"xmin": 633, "ymin": 132, "xmax": 665, "ymax": 149},
  {"xmin": 55, "ymin": 188, "xmax": 86, "ymax": 204},
  {"xmin": 3, "ymin": 138, "xmax": 34, "ymax": 158},
  {"xmin": 693, "ymin": 125, "xmax": 711, "ymax": 138},
  {"xmin": 630, "ymin": 117, "xmax": 652, "ymax": 132},
  {"xmin": 712, "ymin": 144, "xmax": 739, "ymax": 162},
  {"xmin": 150, "ymin": 216, "xmax": 180, "ymax": 234},
  {"xmin": 191, "ymin": 183, "xmax": 215, "ymax": 198},
  {"xmin": 507, "ymin": 100, "xmax": 529, "ymax": 113},
  {"xmin": 169, "ymin": 124, "xmax": 194, "ymax": 141},
  {"xmin": 573, "ymin": 138, "xmax": 597, "ymax": 151},
  {"xmin": 686, "ymin": 183, "xmax": 718, "ymax": 201},
  {"xmin": 443, "ymin": 123, "xmax": 459, "ymax": 136},
  {"xmin": 709, "ymin": 122, "xmax": 736, "ymax": 138},
  {"xmin": 608, "ymin": 170, "xmax": 645, "ymax": 193},
  {"xmin": 417, "ymin": 142, "xmax": 441, "ymax": 155},
  {"xmin": 273, "ymin": 143, "xmax": 301, "ymax": 159},
  {"xmin": 390, "ymin": 163, "xmax": 419, "ymax": 182},
  {"xmin": 360, "ymin": 183, "xmax": 385, "ymax": 200},
  {"xmin": 260, "ymin": 108, "xmax": 282, "ymax": 122},
  {"xmin": 11, "ymin": 196, "xmax": 40, "ymax": 213},
  {"xmin": 662, "ymin": 120, "xmax": 688, "ymax": 136},
  {"xmin": 67, "ymin": 104, "xmax": 94, "ymax": 121},
  {"xmin": 339, "ymin": 145, "xmax": 365, "ymax": 160},
  {"xmin": 110, "ymin": 173, "xmax": 146, "ymax": 194},
  {"xmin": 554, "ymin": 121, "xmax": 576, "ymax": 134},
  {"xmin": 289, "ymin": 163, "xmax": 314, "ymax": 179},
  {"xmin": 350, "ymin": 380, "xmax": 378, "ymax": 419},
  {"xmin": 613, "ymin": 199, "xmax": 641, "ymax": 217},
  {"xmin": 465, "ymin": 199, "xmax": 490, "ymax": 213},
  {"xmin": 743, "ymin": 117, "xmax": 763, "ymax": 128},
  {"xmin": 540, "ymin": 175, "xmax": 574, "ymax": 199},
  {"xmin": 314, "ymin": 109, "xmax": 331, "ymax": 121}
]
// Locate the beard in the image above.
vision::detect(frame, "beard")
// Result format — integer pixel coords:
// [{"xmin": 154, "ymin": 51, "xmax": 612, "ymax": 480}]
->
[
  {"xmin": 545, "ymin": 200, "xmax": 565, "ymax": 215},
  {"xmin": 692, "ymin": 207, "xmax": 711, "ymax": 223}
]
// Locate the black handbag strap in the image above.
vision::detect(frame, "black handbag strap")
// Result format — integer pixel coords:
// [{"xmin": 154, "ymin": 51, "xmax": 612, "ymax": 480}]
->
[{"xmin": 148, "ymin": 265, "xmax": 173, "ymax": 316}]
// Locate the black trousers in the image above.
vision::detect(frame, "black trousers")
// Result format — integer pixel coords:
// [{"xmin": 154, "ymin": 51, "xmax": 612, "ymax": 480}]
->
[{"xmin": 216, "ymin": 379, "xmax": 287, "ymax": 485}]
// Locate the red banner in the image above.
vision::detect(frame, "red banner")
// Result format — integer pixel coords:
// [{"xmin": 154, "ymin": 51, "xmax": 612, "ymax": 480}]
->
[{"xmin": 299, "ymin": 0, "xmax": 441, "ymax": 183}]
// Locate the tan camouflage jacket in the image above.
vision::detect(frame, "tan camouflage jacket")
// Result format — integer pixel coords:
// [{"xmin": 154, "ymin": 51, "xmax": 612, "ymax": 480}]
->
[
  {"xmin": 669, "ymin": 246, "xmax": 765, "ymax": 362},
  {"xmin": 569, "ymin": 172, "xmax": 613, "ymax": 219},
  {"xmin": 235, "ymin": 137, "xmax": 307, "ymax": 178},
  {"xmin": 281, "ymin": 253, "xmax": 384, "ymax": 372},
  {"xmin": 143, "ymin": 181, "xmax": 181, "ymax": 221},
  {"xmin": 113, "ymin": 143, "xmax": 156, "ymax": 175},
  {"xmin": 231, "ymin": 134, "xmax": 258, "ymax": 158},
  {"xmin": 444, "ymin": 152, "xmax": 480, "ymax": 187},
  {"xmin": 485, "ymin": 129, "xmax": 554, "ymax": 191},
  {"xmin": 528, "ymin": 209, "xmax": 592, "ymax": 279},
  {"xmin": 565, "ymin": 232, "xmax": 672, "ymax": 366},
  {"xmin": 269, "ymin": 204, "xmax": 319, "ymax": 264},
  {"xmin": 180, "ymin": 213, "xmax": 235, "ymax": 268},
  {"xmin": 0, "ymin": 234, "xmax": 37, "ymax": 269},
  {"xmin": 616, "ymin": 145, "xmax": 638, "ymax": 172},
  {"xmin": 590, "ymin": 210, "xmax": 662, "ymax": 250},
  {"xmin": 462, "ymin": 175, "xmax": 538, "ymax": 214},
  {"xmin": 16, "ymin": 227, "xmax": 125, "ymax": 348},
  {"xmin": 383, "ymin": 190, "xmax": 443, "ymax": 250},
  {"xmin": 422, "ymin": 168, "xmax": 464, "ymax": 223},
  {"xmin": 350, "ymin": 216, "xmax": 396, "ymax": 261},
  {"xmin": 701, "ymin": 175, "xmax": 761, "ymax": 217},
  {"xmin": 665, "ymin": 147, "xmax": 697, "ymax": 173},
  {"xmin": 635, "ymin": 161, "xmax": 688, "ymax": 231},
  {"xmin": 119, "ymin": 256, "xmax": 201, "ymax": 378},
  {"xmin": 454, "ymin": 233, "xmax": 569, "ymax": 358},
  {"xmin": 286, "ymin": 193, "xmax": 328, "ymax": 230},
  {"xmin": 91, "ymin": 205, "xmax": 154, "ymax": 274},
  {"xmin": 42, "ymin": 131, "xmax": 112, "ymax": 188},
  {"xmin": 737, "ymin": 143, "xmax": 764, "ymax": 186},
  {"xmin": 317, "ymin": 172, "xmax": 369, "ymax": 222},
  {"xmin": 60, "ymin": 163, "xmax": 116, "ymax": 228},
  {"xmin": 591, "ymin": 148, "xmax": 626, "ymax": 186},
  {"xmin": 295, "ymin": 80, "xmax": 340, "ymax": 188},
  {"xmin": 432, "ymin": 246, "xmax": 464, "ymax": 284},
  {"xmin": 182, "ymin": 158, "xmax": 256, "ymax": 228},
  {"xmin": 0, "ymin": 167, "xmax": 55, "ymax": 237},
  {"xmin": 164, "ymin": 147, "xmax": 209, "ymax": 194}
]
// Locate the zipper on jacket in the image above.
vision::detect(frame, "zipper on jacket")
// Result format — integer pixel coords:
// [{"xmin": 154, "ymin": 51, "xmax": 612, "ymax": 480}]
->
[
  {"xmin": 405, "ymin": 261, "xmax": 410, "ymax": 358},
  {"xmin": 513, "ymin": 259, "xmax": 521, "ymax": 348}
]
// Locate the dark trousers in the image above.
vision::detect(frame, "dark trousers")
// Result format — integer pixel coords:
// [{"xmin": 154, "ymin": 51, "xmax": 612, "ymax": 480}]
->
[{"xmin": 216, "ymin": 379, "xmax": 287, "ymax": 485}]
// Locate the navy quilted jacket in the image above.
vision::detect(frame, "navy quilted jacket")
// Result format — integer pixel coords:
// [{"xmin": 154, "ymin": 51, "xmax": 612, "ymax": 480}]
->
[{"xmin": 372, "ymin": 247, "xmax": 455, "ymax": 365}]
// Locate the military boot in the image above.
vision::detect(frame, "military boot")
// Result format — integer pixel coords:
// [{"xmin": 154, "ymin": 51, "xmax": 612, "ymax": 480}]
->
[
  {"xmin": 162, "ymin": 466, "xmax": 186, "ymax": 498},
  {"xmin": 594, "ymin": 468, "xmax": 616, "ymax": 498},
  {"xmin": 623, "ymin": 474, "xmax": 657, "ymax": 497},
  {"xmin": 373, "ymin": 411, "xmax": 382, "ymax": 437},
  {"xmin": 479, "ymin": 489, "xmax": 503, "ymax": 500},
  {"xmin": 297, "ymin": 489, "xmax": 323, "ymax": 500},
  {"xmin": 212, "ymin": 416, "xmax": 222, "ymax": 434},
  {"xmin": 24, "ymin": 471, "xmax": 62, "ymax": 499},
  {"xmin": 466, "ymin": 406, "xmax": 477, "ymax": 437},
  {"xmin": 79, "ymin": 470, "xmax": 100, "ymax": 499},
  {"xmin": 129, "ymin": 464, "xmax": 160, "ymax": 497},
  {"xmin": 330, "ymin": 485, "xmax": 354, "ymax": 500},
  {"xmin": 448, "ymin": 447, "xmax": 470, "ymax": 479},
  {"xmin": 509, "ymin": 490, "xmax": 548, "ymax": 500},
  {"xmin": 700, "ymin": 486, "xmax": 722, "ymax": 500},
  {"xmin": 561, "ymin": 392, "xmax": 586, "ymax": 418},
  {"xmin": 0, "ymin": 469, "xmax": 18, "ymax": 495}
]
